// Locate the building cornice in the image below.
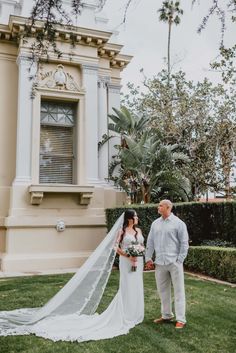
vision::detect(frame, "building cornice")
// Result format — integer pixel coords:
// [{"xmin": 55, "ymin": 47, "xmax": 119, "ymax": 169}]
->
[
  {"xmin": 0, "ymin": 23, "xmax": 12, "ymax": 41},
  {"xmin": 0, "ymin": 15, "xmax": 133, "ymax": 69},
  {"xmin": 8, "ymin": 15, "xmax": 113, "ymax": 45}
]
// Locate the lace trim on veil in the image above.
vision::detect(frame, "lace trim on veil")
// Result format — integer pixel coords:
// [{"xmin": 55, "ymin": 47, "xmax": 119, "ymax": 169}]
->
[{"xmin": 0, "ymin": 213, "xmax": 124, "ymax": 336}]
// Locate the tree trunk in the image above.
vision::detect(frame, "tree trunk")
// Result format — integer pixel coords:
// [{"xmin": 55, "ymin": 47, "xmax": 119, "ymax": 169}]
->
[
  {"xmin": 224, "ymin": 166, "xmax": 231, "ymax": 199},
  {"xmin": 141, "ymin": 183, "xmax": 150, "ymax": 203},
  {"xmin": 167, "ymin": 21, "xmax": 172, "ymax": 84}
]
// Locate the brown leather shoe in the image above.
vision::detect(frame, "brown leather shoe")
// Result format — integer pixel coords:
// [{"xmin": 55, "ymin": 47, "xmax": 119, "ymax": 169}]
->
[
  {"xmin": 175, "ymin": 321, "xmax": 186, "ymax": 329},
  {"xmin": 153, "ymin": 316, "xmax": 174, "ymax": 324}
]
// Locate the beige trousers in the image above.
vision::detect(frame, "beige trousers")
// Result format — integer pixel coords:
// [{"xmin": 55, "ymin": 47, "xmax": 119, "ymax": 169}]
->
[{"xmin": 155, "ymin": 262, "xmax": 186, "ymax": 323}]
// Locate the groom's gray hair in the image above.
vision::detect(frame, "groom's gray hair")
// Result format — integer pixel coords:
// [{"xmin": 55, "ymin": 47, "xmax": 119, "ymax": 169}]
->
[{"xmin": 160, "ymin": 199, "xmax": 173, "ymax": 209}]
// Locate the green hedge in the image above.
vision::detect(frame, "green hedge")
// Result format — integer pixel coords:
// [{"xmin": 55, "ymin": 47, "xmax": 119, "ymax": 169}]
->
[
  {"xmin": 105, "ymin": 202, "xmax": 236, "ymax": 245},
  {"xmin": 185, "ymin": 246, "xmax": 236, "ymax": 283}
]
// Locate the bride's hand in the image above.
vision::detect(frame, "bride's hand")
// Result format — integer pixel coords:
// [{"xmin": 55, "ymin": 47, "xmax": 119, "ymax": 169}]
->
[{"xmin": 130, "ymin": 256, "xmax": 137, "ymax": 262}]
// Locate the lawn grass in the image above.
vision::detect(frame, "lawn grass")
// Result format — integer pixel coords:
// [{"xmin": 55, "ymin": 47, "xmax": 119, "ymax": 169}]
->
[{"xmin": 0, "ymin": 271, "xmax": 235, "ymax": 353}]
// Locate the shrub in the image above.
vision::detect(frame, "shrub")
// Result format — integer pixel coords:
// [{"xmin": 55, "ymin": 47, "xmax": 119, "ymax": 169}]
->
[
  {"xmin": 201, "ymin": 239, "xmax": 235, "ymax": 247},
  {"xmin": 185, "ymin": 246, "xmax": 236, "ymax": 283},
  {"xmin": 174, "ymin": 201, "xmax": 236, "ymax": 246},
  {"xmin": 105, "ymin": 202, "xmax": 236, "ymax": 245}
]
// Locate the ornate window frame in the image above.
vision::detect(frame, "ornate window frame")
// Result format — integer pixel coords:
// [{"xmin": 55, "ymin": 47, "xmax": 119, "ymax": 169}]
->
[{"xmin": 29, "ymin": 65, "xmax": 94, "ymax": 205}]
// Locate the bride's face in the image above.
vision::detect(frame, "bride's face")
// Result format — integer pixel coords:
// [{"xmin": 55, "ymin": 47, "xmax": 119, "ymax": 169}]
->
[
  {"xmin": 127, "ymin": 212, "xmax": 138, "ymax": 226},
  {"xmin": 133, "ymin": 213, "xmax": 138, "ymax": 225}
]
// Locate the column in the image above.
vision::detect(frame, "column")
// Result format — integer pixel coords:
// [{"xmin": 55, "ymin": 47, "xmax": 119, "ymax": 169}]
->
[
  {"xmin": 81, "ymin": 64, "xmax": 99, "ymax": 184},
  {"xmin": 13, "ymin": 54, "xmax": 34, "ymax": 185},
  {"xmin": 97, "ymin": 76, "xmax": 110, "ymax": 182},
  {"xmin": 107, "ymin": 83, "xmax": 122, "ymax": 165}
]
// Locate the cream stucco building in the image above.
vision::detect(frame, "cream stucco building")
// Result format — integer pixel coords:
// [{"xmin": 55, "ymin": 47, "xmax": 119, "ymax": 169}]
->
[{"xmin": 0, "ymin": 0, "xmax": 131, "ymax": 272}]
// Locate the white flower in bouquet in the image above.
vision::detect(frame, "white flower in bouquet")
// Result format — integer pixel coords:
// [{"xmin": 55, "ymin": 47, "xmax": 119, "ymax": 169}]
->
[{"xmin": 125, "ymin": 241, "xmax": 145, "ymax": 271}]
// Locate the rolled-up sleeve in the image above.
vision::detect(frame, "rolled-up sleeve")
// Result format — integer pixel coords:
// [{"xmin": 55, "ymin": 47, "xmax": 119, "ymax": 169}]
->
[
  {"xmin": 145, "ymin": 224, "xmax": 155, "ymax": 262},
  {"xmin": 176, "ymin": 222, "xmax": 189, "ymax": 263}
]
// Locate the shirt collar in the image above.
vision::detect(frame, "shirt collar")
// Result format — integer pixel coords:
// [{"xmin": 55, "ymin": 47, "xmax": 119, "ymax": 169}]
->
[{"xmin": 161, "ymin": 212, "xmax": 174, "ymax": 222}]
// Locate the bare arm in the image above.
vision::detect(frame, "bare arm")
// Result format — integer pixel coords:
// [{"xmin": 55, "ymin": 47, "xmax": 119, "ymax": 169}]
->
[{"xmin": 115, "ymin": 230, "xmax": 130, "ymax": 258}]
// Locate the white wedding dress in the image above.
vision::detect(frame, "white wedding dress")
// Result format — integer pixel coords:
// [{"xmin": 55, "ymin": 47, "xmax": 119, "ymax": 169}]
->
[{"xmin": 0, "ymin": 216, "xmax": 144, "ymax": 343}]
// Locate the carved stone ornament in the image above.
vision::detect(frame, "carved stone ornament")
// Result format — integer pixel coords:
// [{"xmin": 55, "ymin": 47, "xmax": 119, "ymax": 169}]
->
[
  {"xmin": 39, "ymin": 65, "xmax": 81, "ymax": 91},
  {"xmin": 29, "ymin": 185, "xmax": 94, "ymax": 206},
  {"xmin": 56, "ymin": 220, "xmax": 66, "ymax": 232}
]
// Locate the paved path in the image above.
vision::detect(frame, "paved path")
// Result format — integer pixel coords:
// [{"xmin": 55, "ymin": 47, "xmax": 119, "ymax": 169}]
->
[{"xmin": 0, "ymin": 268, "xmax": 77, "ymax": 278}]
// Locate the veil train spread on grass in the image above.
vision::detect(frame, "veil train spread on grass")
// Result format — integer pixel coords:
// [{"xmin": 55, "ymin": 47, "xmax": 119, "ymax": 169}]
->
[{"xmin": 0, "ymin": 213, "xmax": 129, "ymax": 340}]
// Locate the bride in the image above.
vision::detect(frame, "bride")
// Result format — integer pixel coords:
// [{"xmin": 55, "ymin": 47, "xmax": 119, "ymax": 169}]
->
[{"xmin": 0, "ymin": 209, "xmax": 145, "ymax": 342}]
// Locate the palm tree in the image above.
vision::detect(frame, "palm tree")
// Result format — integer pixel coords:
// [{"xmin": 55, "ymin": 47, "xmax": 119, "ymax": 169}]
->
[
  {"xmin": 107, "ymin": 106, "xmax": 149, "ymax": 148},
  {"xmin": 158, "ymin": 1, "xmax": 183, "ymax": 82},
  {"xmin": 108, "ymin": 106, "xmax": 149, "ymax": 138},
  {"xmin": 98, "ymin": 106, "xmax": 149, "ymax": 150},
  {"xmin": 109, "ymin": 129, "xmax": 191, "ymax": 203}
]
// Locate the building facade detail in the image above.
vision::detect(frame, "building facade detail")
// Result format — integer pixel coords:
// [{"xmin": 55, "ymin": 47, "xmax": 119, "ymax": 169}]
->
[
  {"xmin": 0, "ymin": 0, "xmax": 132, "ymax": 273},
  {"xmin": 39, "ymin": 64, "xmax": 82, "ymax": 92},
  {"xmin": 14, "ymin": 53, "xmax": 34, "ymax": 185}
]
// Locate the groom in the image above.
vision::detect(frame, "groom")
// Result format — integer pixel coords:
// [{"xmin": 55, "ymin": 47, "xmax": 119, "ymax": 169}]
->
[{"xmin": 145, "ymin": 200, "xmax": 189, "ymax": 329}]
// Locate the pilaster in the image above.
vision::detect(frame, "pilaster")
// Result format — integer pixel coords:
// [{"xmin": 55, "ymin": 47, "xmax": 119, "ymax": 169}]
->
[
  {"xmin": 107, "ymin": 83, "xmax": 122, "ymax": 165},
  {"xmin": 81, "ymin": 64, "xmax": 99, "ymax": 184},
  {"xmin": 98, "ymin": 75, "xmax": 110, "ymax": 182},
  {"xmin": 13, "ymin": 54, "xmax": 35, "ymax": 185}
]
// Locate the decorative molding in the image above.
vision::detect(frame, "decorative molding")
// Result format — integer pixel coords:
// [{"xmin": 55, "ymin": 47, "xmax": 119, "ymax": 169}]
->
[
  {"xmin": 13, "ymin": 176, "xmax": 32, "ymax": 185},
  {"xmin": 81, "ymin": 64, "xmax": 98, "ymax": 75},
  {"xmin": 38, "ymin": 64, "xmax": 81, "ymax": 91},
  {"xmin": 98, "ymin": 75, "xmax": 110, "ymax": 88},
  {"xmin": 30, "ymin": 191, "xmax": 43, "ymax": 205},
  {"xmin": 107, "ymin": 83, "xmax": 122, "ymax": 94},
  {"xmin": 0, "ymin": 217, "xmax": 5, "ymax": 227},
  {"xmin": 4, "ymin": 215, "xmax": 105, "ymax": 228},
  {"xmin": 78, "ymin": 192, "xmax": 94, "ymax": 205},
  {"xmin": 7, "ymin": 15, "xmax": 112, "ymax": 46},
  {"xmin": 0, "ymin": 17, "xmax": 132, "ymax": 74},
  {"xmin": 29, "ymin": 185, "xmax": 94, "ymax": 206},
  {"xmin": 16, "ymin": 54, "xmax": 31, "ymax": 66},
  {"xmin": 0, "ymin": 52, "xmax": 17, "ymax": 62}
]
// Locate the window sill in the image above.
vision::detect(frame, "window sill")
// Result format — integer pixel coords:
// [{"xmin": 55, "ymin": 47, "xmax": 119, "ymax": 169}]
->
[{"xmin": 29, "ymin": 184, "xmax": 94, "ymax": 206}]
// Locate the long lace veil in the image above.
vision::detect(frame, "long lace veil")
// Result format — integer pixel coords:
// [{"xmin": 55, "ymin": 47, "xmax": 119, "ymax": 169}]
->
[{"xmin": 0, "ymin": 212, "xmax": 124, "ymax": 335}]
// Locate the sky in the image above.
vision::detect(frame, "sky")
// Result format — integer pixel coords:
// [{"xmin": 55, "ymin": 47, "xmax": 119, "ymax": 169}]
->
[{"xmin": 102, "ymin": 0, "xmax": 235, "ymax": 91}]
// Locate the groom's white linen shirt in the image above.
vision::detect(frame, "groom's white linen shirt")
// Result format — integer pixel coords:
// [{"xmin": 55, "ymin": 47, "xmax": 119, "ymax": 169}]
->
[{"xmin": 145, "ymin": 213, "xmax": 189, "ymax": 265}]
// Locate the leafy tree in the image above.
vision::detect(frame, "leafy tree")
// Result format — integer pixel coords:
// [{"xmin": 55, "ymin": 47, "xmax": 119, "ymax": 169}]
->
[
  {"xmin": 122, "ymin": 70, "xmax": 236, "ymax": 199},
  {"xmin": 25, "ymin": 0, "xmax": 84, "ymax": 62},
  {"xmin": 192, "ymin": 0, "xmax": 236, "ymax": 41},
  {"xmin": 211, "ymin": 45, "xmax": 236, "ymax": 85},
  {"xmin": 215, "ymin": 113, "xmax": 236, "ymax": 199}
]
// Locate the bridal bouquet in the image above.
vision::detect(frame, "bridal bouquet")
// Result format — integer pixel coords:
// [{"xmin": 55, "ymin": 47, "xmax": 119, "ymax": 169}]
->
[{"xmin": 125, "ymin": 241, "xmax": 145, "ymax": 272}]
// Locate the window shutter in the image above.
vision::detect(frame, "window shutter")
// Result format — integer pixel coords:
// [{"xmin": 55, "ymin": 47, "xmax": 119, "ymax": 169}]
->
[{"xmin": 39, "ymin": 101, "xmax": 76, "ymax": 184}]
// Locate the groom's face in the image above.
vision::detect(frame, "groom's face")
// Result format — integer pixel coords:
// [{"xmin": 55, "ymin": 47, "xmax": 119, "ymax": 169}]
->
[{"xmin": 157, "ymin": 202, "xmax": 169, "ymax": 216}]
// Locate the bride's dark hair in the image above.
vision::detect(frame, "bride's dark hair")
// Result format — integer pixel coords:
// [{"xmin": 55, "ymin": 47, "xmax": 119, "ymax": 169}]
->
[{"xmin": 120, "ymin": 209, "xmax": 138, "ymax": 244}]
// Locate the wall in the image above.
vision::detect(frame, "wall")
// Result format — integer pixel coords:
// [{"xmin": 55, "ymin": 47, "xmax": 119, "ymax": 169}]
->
[
  {"xmin": 0, "ymin": 10, "xmax": 130, "ymax": 272},
  {"xmin": 0, "ymin": 42, "xmax": 18, "ymax": 253}
]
